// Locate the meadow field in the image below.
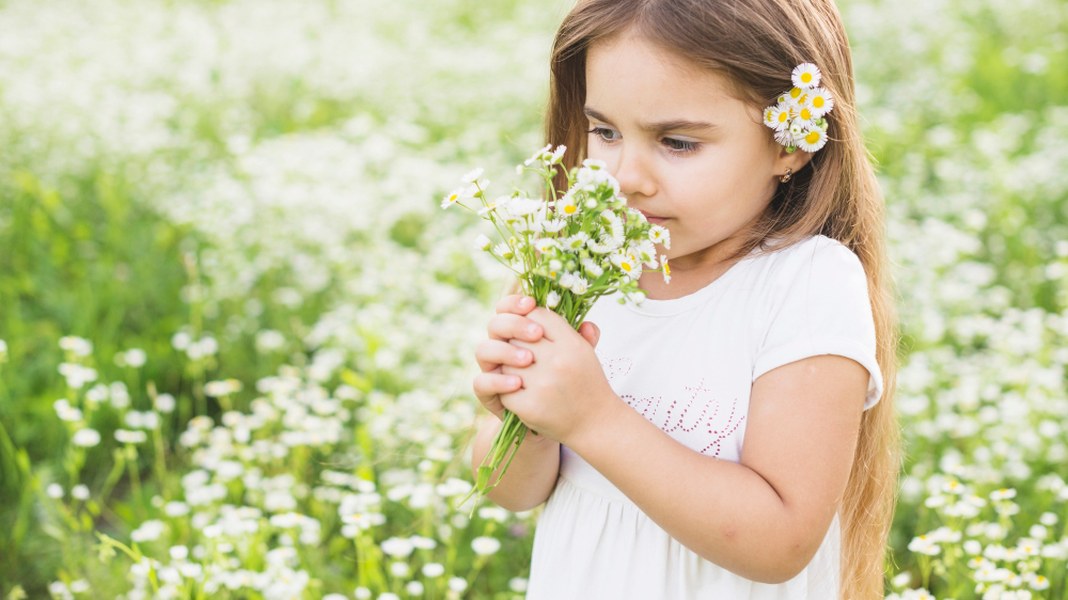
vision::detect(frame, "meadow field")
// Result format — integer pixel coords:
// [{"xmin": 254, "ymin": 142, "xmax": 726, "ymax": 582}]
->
[{"xmin": 0, "ymin": 0, "xmax": 1065, "ymax": 597}]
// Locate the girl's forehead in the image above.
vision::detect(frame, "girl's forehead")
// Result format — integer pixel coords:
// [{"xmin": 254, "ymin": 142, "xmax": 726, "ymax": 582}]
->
[
  {"xmin": 585, "ymin": 33, "xmax": 752, "ymax": 115},
  {"xmin": 589, "ymin": 30, "xmax": 756, "ymax": 99}
]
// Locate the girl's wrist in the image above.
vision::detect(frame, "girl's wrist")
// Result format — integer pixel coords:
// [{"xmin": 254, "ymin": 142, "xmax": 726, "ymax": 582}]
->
[{"xmin": 562, "ymin": 390, "xmax": 628, "ymax": 452}]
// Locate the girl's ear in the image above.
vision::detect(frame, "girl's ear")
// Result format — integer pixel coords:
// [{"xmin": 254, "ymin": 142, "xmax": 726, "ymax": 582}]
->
[{"xmin": 776, "ymin": 146, "xmax": 815, "ymax": 179}]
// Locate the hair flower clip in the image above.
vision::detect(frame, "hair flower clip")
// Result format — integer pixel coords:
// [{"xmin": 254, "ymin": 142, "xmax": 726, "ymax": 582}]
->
[{"xmin": 763, "ymin": 62, "xmax": 835, "ymax": 153}]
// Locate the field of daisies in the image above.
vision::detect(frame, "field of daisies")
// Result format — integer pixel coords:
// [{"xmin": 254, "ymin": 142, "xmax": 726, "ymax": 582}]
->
[{"xmin": 0, "ymin": 0, "xmax": 1065, "ymax": 598}]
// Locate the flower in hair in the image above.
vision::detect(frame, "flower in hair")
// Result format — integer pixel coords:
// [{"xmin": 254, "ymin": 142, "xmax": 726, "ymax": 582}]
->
[{"xmin": 763, "ymin": 62, "xmax": 834, "ymax": 153}]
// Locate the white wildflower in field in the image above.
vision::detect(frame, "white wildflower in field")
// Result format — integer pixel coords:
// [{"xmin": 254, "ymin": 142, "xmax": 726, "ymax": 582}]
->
[
  {"xmin": 71, "ymin": 484, "xmax": 89, "ymax": 501},
  {"xmin": 423, "ymin": 562, "xmax": 446, "ymax": 578},
  {"xmin": 71, "ymin": 428, "xmax": 101, "ymax": 448},
  {"xmin": 57, "ymin": 363, "xmax": 97, "ymax": 389},
  {"xmin": 115, "ymin": 348, "xmax": 147, "ymax": 368},
  {"xmin": 130, "ymin": 520, "xmax": 166, "ymax": 543},
  {"xmin": 154, "ymin": 392, "xmax": 176, "ymax": 413},
  {"xmin": 59, "ymin": 336, "xmax": 93, "ymax": 357},
  {"xmin": 471, "ymin": 536, "xmax": 501, "ymax": 556},
  {"xmin": 380, "ymin": 537, "xmax": 415, "ymax": 558},
  {"xmin": 204, "ymin": 378, "xmax": 242, "ymax": 397},
  {"xmin": 53, "ymin": 399, "xmax": 82, "ymax": 422},
  {"xmin": 114, "ymin": 429, "xmax": 148, "ymax": 444}
]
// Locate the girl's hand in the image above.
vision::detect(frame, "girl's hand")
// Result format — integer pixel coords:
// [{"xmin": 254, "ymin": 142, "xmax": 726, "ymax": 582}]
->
[
  {"xmin": 472, "ymin": 296, "xmax": 600, "ymax": 421},
  {"xmin": 472, "ymin": 295, "xmax": 543, "ymax": 420},
  {"xmin": 500, "ymin": 307, "xmax": 612, "ymax": 443}
]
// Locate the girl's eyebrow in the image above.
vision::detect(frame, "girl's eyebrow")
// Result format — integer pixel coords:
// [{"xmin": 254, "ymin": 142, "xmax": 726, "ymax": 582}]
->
[{"xmin": 584, "ymin": 106, "xmax": 717, "ymax": 133}]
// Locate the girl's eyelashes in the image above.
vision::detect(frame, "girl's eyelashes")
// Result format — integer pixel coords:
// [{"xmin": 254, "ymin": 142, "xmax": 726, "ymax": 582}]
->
[
  {"xmin": 587, "ymin": 126, "xmax": 700, "ymax": 156},
  {"xmin": 588, "ymin": 126, "xmax": 619, "ymax": 143},
  {"xmin": 661, "ymin": 137, "xmax": 699, "ymax": 155}
]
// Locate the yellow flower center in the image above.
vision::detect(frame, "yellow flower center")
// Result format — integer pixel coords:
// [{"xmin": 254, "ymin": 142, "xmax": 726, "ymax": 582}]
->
[
  {"xmin": 564, "ymin": 204, "xmax": 577, "ymax": 215},
  {"xmin": 620, "ymin": 261, "xmax": 632, "ymax": 272},
  {"xmin": 805, "ymin": 131, "xmax": 821, "ymax": 144},
  {"xmin": 800, "ymin": 108, "xmax": 812, "ymax": 120},
  {"xmin": 789, "ymin": 87, "xmax": 803, "ymax": 99},
  {"xmin": 813, "ymin": 96, "xmax": 825, "ymax": 109},
  {"xmin": 777, "ymin": 112, "xmax": 789, "ymax": 124},
  {"xmin": 801, "ymin": 72, "xmax": 813, "ymax": 84}
]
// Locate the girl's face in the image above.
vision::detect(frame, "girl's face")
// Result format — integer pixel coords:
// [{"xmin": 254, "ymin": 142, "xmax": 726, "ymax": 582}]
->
[{"xmin": 584, "ymin": 32, "xmax": 807, "ymax": 291}]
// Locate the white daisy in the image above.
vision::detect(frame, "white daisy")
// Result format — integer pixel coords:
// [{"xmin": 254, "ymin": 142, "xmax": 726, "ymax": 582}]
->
[
  {"xmin": 764, "ymin": 104, "xmax": 790, "ymax": 131},
  {"xmin": 440, "ymin": 187, "xmax": 464, "ymax": 210},
  {"xmin": 524, "ymin": 143, "xmax": 552, "ymax": 166},
  {"xmin": 793, "ymin": 105, "xmax": 816, "ymax": 127},
  {"xmin": 795, "ymin": 126, "xmax": 829, "ymax": 152},
  {"xmin": 600, "ymin": 210, "xmax": 625, "ymax": 246},
  {"xmin": 502, "ymin": 196, "xmax": 542, "ymax": 218},
  {"xmin": 474, "ymin": 234, "xmax": 492, "ymax": 251},
  {"xmin": 461, "ymin": 168, "xmax": 484, "ymax": 184},
  {"xmin": 587, "ymin": 236, "xmax": 617, "ymax": 254},
  {"xmin": 491, "ymin": 242, "xmax": 513, "ymax": 260},
  {"xmin": 564, "ymin": 232, "xmax": 590, "ymax": 250},
  {"xmin": 534, "ymin": 238, "xmax": 558, "ymax": 253},
  {"xmin": 807, "ymin": 87, "xmax": 835, "ymax": 117},
  {"xmin": 775, "ymin": 128, "xmax": 796, "ymax": 149},
  {"xmin": 570, "ymin": 276, "xmax": 590, "ymax": 295},
  {"xmin": 786, "ymin": 86, "xmax": 806, "ymax": 106},
  {"xmin": 792, "ymin": 63, "xmax": 822, "ymax": 89},
  {"xmin": 547, "ymin": 259, "xmax": 564, "ymax": 280},
  {"xmin": 581, "ymin": 257, "xmax": 604, "ymax": 277},
  {"xmin": 648, "ymin": 224, "xmax": 671, "ymax": 248},
  {"xmin": 545, "ymin": 291, "xmax": 561, "ymax": 308},
  {"xmin": 540, "ymin": 218, "xmax": 567, "ymax": 233},
  {"xmin": 632, "ymin": 240, "xmax": 658, "ymax": 267},
  {"xmin": 557, "ymin": 192, "xmax": 579, "ymax": 217},
  {"xmin": 610, "ymin": 251, "xmax": 641, "ymax": 280}
]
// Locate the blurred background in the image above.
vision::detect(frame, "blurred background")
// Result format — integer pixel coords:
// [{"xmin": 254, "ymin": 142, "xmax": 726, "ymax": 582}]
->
[{"xmin": 0, "ymin": 0, "xmax": 1065, "ymax": 598}]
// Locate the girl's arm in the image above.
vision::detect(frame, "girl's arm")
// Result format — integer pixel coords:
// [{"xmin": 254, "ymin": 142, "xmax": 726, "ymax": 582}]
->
[
  {"xmin": 470, "ymin": 416, "xmax": 560, "ymax": 511},
  {"xmin": 502, "ymin": 308, "xmax": 866, "ymax": 584}
]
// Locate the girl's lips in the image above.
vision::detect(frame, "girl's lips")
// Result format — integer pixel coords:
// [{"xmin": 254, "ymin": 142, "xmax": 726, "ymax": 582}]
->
[{"xmin": 640, "ymin": 211, "xmax": 667, "ymax": 224}]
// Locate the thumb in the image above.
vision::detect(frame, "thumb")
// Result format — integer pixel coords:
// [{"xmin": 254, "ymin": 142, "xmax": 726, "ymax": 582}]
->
[{"xmin": 577, "ymin": 321, "xmax": 600, "ymax": 348}]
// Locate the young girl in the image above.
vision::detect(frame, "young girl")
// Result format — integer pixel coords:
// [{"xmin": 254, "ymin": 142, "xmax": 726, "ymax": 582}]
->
[{"xmin": 471, "ymin": 0, "xmax": 899, "ymax": 597}]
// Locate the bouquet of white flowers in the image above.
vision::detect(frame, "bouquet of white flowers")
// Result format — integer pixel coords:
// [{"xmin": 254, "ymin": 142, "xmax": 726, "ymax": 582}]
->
[{"xmin": 443, "ymin": 144, "xmax": 670, "ymax": 507}]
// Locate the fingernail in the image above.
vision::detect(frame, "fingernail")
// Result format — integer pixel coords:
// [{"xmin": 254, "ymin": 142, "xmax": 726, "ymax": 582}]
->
[
  {"xmin": 516, "ymin": 349, "xmax": 530, "ymax": 362},
  {"xmin": 527, "ymin": 324, "xmax": 540, "ymax": 336},
  {"xmin": 520, "ymin": 296, "xmax": 534, "ymax": 309},
  {"xmin": 508, "ymin": 376, "xmax": 521, "ymax": 388}
]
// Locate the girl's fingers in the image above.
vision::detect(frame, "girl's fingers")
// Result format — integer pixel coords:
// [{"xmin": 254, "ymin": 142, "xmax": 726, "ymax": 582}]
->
[
  {"xmin": 486, "ymin": 313, "xmax": 544, "ymax": 343},
  {"xmin": 472, "ymin": 372, "xmax": 523, "ymax": 419},
  {"xmin": 577, "ymin": 321, "xmax": 600, "ymax": 348},
  {"xmin": 496, "ymin": 294, "xmax": 537, "ymax": 316},
  {"xmin": 476, "ymin": 339, "xmax": 534, "ymax": 373}
]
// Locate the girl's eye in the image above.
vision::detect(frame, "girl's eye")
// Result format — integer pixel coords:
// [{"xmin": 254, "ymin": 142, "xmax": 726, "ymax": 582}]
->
[
  {"xmin": 588, "ymin": 126, "xmax": 619, "ymax": 143},
  {"xmin": 662, "ymin": 137, "xmax": 699, "ymax": 154}
]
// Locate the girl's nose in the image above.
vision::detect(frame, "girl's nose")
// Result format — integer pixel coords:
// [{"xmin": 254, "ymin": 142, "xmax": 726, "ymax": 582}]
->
[{"xmin": 613, "ymin": 147, "xmax": 657, "ymax": 199}]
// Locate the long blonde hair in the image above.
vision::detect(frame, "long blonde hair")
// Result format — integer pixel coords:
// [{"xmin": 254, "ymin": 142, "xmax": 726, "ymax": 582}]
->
[{"xmin": 545, "ymin": 1, "xmax": 900, "ymax": 597}]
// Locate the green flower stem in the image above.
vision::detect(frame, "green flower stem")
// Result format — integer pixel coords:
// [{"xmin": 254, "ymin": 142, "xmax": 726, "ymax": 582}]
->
[{"xmin": 123, "ymin": 444, "xmax": 145, "ymax": 521}]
